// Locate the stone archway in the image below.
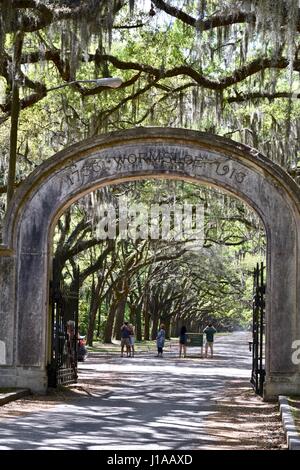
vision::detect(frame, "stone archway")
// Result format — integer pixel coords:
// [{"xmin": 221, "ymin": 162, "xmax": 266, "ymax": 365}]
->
[{"xmin": 0, "ymin": 127, "xmax": 300, "ymax": 399}]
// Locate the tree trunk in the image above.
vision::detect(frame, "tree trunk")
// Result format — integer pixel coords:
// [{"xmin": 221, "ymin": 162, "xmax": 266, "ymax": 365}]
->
[
  {"xmin": 103, "ymin": 301, "xmax": 117, "ymax": 343},
  {"xmin": 96, "ymin": 302, "xmax": 102, "ymax": 338},
  {"xmin": 151, "ymin": 313, "xmax": 159, "ymax": 340},
  {"xmin": 129, "ymin": 303, "xmax": 135, "ymax": 324},
  {"xmin": 164, "ymin": 318, "xmax": 170, "ymax": 339},
  {"xmin": 7, "ymin": 31, "xmax": 24, "ymax": 205},
  {"xmin": 86, "ymin": 276, "xmax": 96, "ymax": 346},
  {"xmin": 86, "ymin": 276, "xmax": 102, "ymax": 346},
  {"xmin": 114, "ymin": 296, "xmax": 127, "ymax": 340},
  {"xmin": 171, "ymin": 318, "xmax": 178, "ymax": 337},
  {"xmin": 143, "ymin": 298, "xmax": 150, "ymax": 340},
  {"xmin": 135, "ymin": 304, "xmax": 142, "ymax": 341}
]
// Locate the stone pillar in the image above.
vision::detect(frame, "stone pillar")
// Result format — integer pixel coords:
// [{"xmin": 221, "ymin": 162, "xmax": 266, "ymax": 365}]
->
[
  {"xmin": 0, "ymin": 248, "xmax": 48, "ymax": 392},
  {"xmin": 0, "ymin": 249, "xmax": 15, "ymax": 365},
  {"xmin": 0, "ymin": 248, "xmax": 16, "ymax": 386}
]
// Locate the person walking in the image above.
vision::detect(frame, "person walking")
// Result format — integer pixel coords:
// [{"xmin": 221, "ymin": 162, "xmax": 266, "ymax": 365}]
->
[
  {"xmin": 179, "ymin": 325, "xmax": 187, "ymax": 358},
  {"xmin": 203, "ymin": 323, "xmax": 217, "ymax": 358},
  {"xmin": 156, "ymin": 323, "xmax": 166, "ymax": 357}
]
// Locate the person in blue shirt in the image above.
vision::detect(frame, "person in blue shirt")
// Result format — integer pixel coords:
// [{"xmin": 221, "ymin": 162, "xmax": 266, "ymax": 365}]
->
[
  {"xmin": 179, "ymin": 325, "xmax": 187, "ymax": 358},
  {"xmin": 203, "ymin": 323, "xmax": 217, "ymax": 358},
  {"xmin": 156, "ymin": 323, "xmax": 166, "ymax": 357}
]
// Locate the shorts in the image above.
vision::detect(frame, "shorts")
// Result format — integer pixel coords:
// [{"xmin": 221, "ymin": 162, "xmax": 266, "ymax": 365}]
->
[
  {"xmin": 121, "ymin": 338, "xmax": 130, "ymax": 347},
  {"xmin": 157, "ymin": 346, "xmax": 163, "ymax": 353},
  {"xmin": 130, "ymin": 336, "xmax": 135, "ymax": 346},
  {"xmin": 179, "ymin": 340, "xmax": 187, "ymax": 345}
]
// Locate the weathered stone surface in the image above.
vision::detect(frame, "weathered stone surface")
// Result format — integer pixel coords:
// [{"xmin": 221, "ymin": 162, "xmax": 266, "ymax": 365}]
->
[
  {"xmin": 0, "ymin": 341, "xmax": 5, "ymax": 364},
  {"xmin": 0, "ymin": 252, "xmax": 15, "ymax": 366},
  {"xmin": 0, "ymin": 128, "xmax": 300, "ymax": 397},
  {"xmin": 0, "ymin": 366, "xmax": 47, "ymax": 392}
]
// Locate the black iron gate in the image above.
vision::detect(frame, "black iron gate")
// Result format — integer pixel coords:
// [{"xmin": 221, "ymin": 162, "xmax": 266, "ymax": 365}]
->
[
  {"xmin": 48, "ymin": 260, "xmax": 80, "ymax": 387},
  {"xmin": 250, "ymin": 262, "xmax": 266, "ymax": 396}
]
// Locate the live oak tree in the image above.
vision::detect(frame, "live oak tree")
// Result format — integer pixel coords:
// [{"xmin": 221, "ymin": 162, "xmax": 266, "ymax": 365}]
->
[{"xmin": 0, "ymin": 0, "xmax": 299, "ymax": 210}]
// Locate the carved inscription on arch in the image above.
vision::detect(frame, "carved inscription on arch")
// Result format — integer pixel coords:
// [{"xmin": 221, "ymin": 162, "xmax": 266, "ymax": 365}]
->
[{"xmin": 60, "ymin": 146, "xmax": 247, "ymax": 189}]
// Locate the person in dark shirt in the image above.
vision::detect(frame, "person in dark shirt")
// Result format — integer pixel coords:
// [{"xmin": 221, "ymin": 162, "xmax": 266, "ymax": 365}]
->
[
  {"xmin": 179, "ymin": 325, "xmax": 187, "ymax": 358},
  {"xmin": 203, "ymin": 323, "xmax": 217, "ymax": 358},
  {"xmin": 120, "ymin": 321, "xmax": 131, "ymax": 357}
]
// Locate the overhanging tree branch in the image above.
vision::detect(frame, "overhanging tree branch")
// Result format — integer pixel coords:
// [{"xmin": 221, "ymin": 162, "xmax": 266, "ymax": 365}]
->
[
  {"xmin": 227, "ymin": 91, "xmax": 300, "ymax": 103},
  {"xmin": 152, "ymin": 0, "xmax": 300, "ymax": 33}
]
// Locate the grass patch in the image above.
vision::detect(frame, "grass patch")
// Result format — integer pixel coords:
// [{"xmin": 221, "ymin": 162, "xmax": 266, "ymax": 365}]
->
[
  {"xmin": 87, "ymin": 339, "xmax": 173, "ymax": 353},
  {"xmin": 87, "ymin": 332, "xmax": 230, "ymax": 352}
]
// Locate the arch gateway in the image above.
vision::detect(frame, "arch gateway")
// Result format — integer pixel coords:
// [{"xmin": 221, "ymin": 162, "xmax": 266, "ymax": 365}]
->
[{"xmin": 0, "ymin": 127, "xmax": 300, "ymax": 399}]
